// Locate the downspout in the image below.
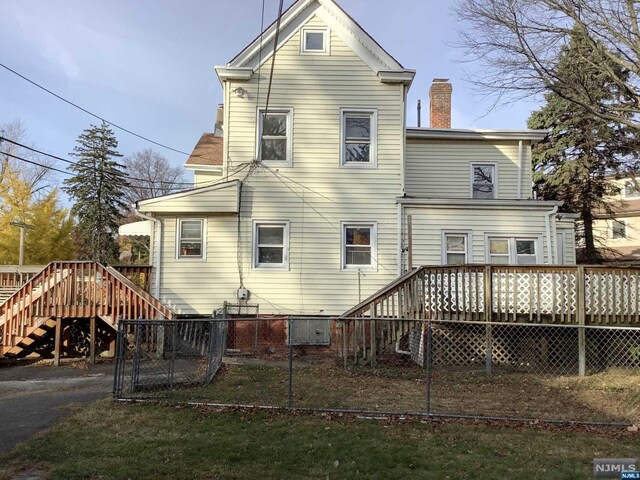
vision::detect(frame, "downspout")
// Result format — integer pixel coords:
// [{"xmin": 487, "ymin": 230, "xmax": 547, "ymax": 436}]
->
[
  {"xmin": 517, "ymin": 140, "xmax": 523, "ymax": 199},
  {"xmin": 545, "ymin": 205, "xmax": 559, "ymax": 264},
  {"xmin": 397, "ymin": 203, "xmax": 403, "ymax": 276},
  {"xmin": 136, "ymin": 210, "xmax": 162, "ymax": 298}
]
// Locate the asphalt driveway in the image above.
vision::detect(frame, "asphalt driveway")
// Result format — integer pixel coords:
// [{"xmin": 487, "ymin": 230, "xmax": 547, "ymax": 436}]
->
[{"xmin": 0, "ymin": 362, "xmax": 114, "ymax": 452}]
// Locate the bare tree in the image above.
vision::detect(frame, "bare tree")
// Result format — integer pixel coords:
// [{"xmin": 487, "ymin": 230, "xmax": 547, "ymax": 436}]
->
[
  {"xmin": 455, "ymin": 0, "xmax": 640, "ymax": 129},
  {"xmin": 122, "ymin": 148, "xmax": 188, "ymax": 206},
  {"xmin": 0, "ymin": 119, "xmax": 55, "ymax": 196}
]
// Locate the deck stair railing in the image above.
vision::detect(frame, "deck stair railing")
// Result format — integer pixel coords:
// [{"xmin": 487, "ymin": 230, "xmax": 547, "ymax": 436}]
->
[
  {"xmin": 340, "ymin": 264, "xmax": 640, "ymax": 364},
  {"xmin": 0, "ymin": 261, "xmax": 172, "ymax": 356}
]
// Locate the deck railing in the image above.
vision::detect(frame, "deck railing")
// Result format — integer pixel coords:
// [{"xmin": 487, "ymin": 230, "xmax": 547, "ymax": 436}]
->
[
  {"xmin": 343, "ymin": 265, "xmax": 640, "ymax": 326},
  {"xmin": 0, "ymin": 261, "xmax": 171, "ymax": 352}
]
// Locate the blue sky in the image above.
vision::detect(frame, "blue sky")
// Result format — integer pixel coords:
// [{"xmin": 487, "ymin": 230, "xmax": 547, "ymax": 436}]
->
[{"xmin": 0, "ymin": 0, "xmax": 542, "ymax": 193}]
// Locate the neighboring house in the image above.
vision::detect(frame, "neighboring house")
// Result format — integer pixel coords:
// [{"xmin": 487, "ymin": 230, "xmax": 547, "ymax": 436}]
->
[
  {"xmin": 593, "ymin": 176, "xmax": 640, "ymax": 261},
  {"xmin": 134, "ymin": 0, "xmax": 576, "ymax": 317}
]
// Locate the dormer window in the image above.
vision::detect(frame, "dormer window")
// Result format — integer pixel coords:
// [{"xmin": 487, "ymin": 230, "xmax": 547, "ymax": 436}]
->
[{"xmin": 301, "ymin": 27, "xmax": 329, "ymax": 54}]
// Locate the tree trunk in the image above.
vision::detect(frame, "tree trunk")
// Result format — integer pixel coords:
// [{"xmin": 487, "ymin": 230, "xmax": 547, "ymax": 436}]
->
[{"xmin": 581, "ymin": 208, "xmax": 600, "ymax": 264}]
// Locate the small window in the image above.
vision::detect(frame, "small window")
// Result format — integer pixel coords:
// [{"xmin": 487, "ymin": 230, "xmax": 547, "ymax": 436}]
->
[
  {"xmin": 488, "ymin": 238, "xmax": 510, "ymax": 264},
  {"xmin": 487, "ymin": 236, "xmax": 540, "ymax": 265},
  {"xmin": 442, "ymin": 232, "xmax": 470, "ymax": 265},
  {"xmin": 472, "ymin": 164, "xmax": 497, "ymax": 199},
  {"xmin": 612, "ymin": 220, "xmax": 626, "ymax": 239},
  {"xmin": 258, "ymin": 109, "xmax": 292, "ymax": 165},
  {"xmin": 177, "ymin": 219, "xmax": 204, "ymax": 259},
  {"xmin": 515, "ymin": 240, "xmax": 537, "ymax": 265},
  {"xmin": 342, "ymin": 223, "xmax": 376, "ymax": 269},
  {"xmin": 341, "ymin": 110, "xmax": 377, "ymax": 167},
  {"xmin": 301, "ymin": 27, "xmax": 329, "ymax": 53},
  {"xmin": 625, "ymin": 181, "xmax": 640, "ymax": 198},
  {"xmin": 253, "ymin": 222, "xmax": 289, "ymax": 269}
]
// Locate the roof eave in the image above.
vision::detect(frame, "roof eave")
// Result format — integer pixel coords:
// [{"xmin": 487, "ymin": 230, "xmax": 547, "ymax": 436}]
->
[
  {"xmin": 378, "ymin": 70, "xmax": 416, "ymax": 88},
  {"xmin": 406, "ymin": 128, "xmax": 548, "ymax": 143}
]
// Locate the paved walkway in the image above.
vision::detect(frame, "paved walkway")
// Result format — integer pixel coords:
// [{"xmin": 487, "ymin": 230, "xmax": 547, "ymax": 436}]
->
[{"xmin": 0, "ymin": 362, "xmax": 114, "ymax": 453}]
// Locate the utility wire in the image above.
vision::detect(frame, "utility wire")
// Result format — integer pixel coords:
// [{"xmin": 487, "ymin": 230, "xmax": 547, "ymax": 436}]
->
[
  {"xmin": 0, "ymin": 62, "xmax": 219, "ymax": 164},
  {"xmin": 264, "ymin": 0, "xmax": 285, "ymax": 116},
  {"xmin": 0, "ymin": 137, "xmax": 196, "ymax": 187}
]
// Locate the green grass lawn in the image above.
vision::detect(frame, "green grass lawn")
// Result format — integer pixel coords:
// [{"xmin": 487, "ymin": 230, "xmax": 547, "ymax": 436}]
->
[{"xmin": 1, "ymin": 400, "xmax": 639, "ymax": 480}]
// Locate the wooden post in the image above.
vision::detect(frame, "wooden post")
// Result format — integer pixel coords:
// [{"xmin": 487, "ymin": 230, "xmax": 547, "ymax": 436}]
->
[
  {"xmin": 90, "ymin": 316, "xmax": 96, "ymax": 365},
  {"xmin": 577, "ymin": 265, "xmax": 586, "ymax": 376},
  {"xmin": 484, "ymin": 266, "xmax": 493, "ymax": 375},
  {"xmin": 54, "ymin": 317, "xmax": 62, "ymax": 367}
]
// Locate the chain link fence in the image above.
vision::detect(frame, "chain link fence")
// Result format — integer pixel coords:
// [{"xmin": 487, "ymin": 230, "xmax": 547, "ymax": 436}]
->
[{"xmin": 113, "ymin": 317, "xmax": 640, "ymax": 425}]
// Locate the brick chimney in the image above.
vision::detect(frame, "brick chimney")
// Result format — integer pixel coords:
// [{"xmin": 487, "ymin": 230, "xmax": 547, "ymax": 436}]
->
[
  {"xmin": 429, "ymin": 78, "xmax": 452, "ymax": 128},
  {"xmin": 214, "ymin": 103, "xmax": 224, "ymax": 137}
]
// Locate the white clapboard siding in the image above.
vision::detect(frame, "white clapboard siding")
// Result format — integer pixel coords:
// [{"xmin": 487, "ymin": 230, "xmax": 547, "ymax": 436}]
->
[
  {"xmin": 157, "ymin": 15, "xmax": 404, "ymax": 315},
  {"xmin": 405, "ymin": 139, "xmax": 534, "ymax": 200},
  {"xmin": 139, "ymin": 181, "xmax": 239, "ymax": 214},
  {"xmin": 404, "ymin": 205, "xmax": 565, "ymax": 266}
]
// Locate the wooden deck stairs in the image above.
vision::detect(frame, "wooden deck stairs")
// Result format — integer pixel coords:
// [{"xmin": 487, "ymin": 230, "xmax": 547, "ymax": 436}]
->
[{"xmin": 0, "ymin": 262, "xmax": 173, "ymax": 360}]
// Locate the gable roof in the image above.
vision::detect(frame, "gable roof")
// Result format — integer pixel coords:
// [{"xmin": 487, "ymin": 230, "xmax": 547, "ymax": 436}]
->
[
  {"xmin": 216, "ymin": 0, "xmax": 415, "ymax": 86},
  {"xmin": 185, "ymin": 133, "xmax": 223, "ymax": 167}
]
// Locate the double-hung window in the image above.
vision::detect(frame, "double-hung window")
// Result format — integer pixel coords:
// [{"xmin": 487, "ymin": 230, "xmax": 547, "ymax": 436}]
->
[
  {"xmin": 625, "ymin": 180, "xmax": 640, "ymax": 198},
  {"xmin": 341, "ymin": 109, "xmax": 377, "ymax": 167},
  {"xmin": 342, "ymin": 223, "xmax": 376, "ymax": 270},
  {"xmin": 487, "ymin": 236, "xmax": 539, "ymax": 265},
  {"xmin": 253, "ymin": 221, "xmax": 289, "ymax": 269},
  {"xmin": 258, "ymin": 109, "xmax": 292, "ymax": 166},
  {"xmin": 612, "ymin": 220, "xmax": 626, "ymax": 239},
  {"xmin": 471, "ymin": 163, "xmax": 497, "ymax": 199},
  {"xmin": 177, "ymin": 219, "xmax": 204, "ymax": 259},
  {"xmin": 442, "ymin": 231, "xmax": 470, "ymax": 265}
]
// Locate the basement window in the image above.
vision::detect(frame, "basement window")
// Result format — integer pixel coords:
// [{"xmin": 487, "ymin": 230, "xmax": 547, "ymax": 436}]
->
[{"xmin": 177, "ymin": 219, "xmax": 204, "ymax": 259}]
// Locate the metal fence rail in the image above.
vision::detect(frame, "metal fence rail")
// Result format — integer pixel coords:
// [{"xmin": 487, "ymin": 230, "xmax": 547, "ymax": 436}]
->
[
  {"xmin": 113, "ymin": 317, "xmax": 640, "ymax": 425},
  {"xmin": 113, "ymin": 319, "xmax": 226, "ymax": 400}
]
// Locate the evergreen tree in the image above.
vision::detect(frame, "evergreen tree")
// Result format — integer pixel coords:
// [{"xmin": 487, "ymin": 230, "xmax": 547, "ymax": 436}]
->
[
  {"xmin": 63, "ymin": 122, "xmax": 129, "ymax": 264},
  {"xmin": 528, "ymin": 29, "xmax": 640, "ymax": 263}
]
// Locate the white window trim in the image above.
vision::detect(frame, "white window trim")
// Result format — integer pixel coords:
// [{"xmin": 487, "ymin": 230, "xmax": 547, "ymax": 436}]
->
[
  {"xmin": 341, "ymin": 221, "xmax": 378, "ymax": 271},
  {"xmin": 339, "ymin": 108, "xmax": 378, "ymax": 169},
  {"xmin": 484, "ymin": 234, "xmax": 543, "ymax": 265},
  {"xmin": 175, "ymin": 218, "xmax": 207, "ymax": 261},
  {"xmin": 252, "ymin": 220, "xmax": 290, "ymax": 271},
  {"xmin": 441, "ymin": 230, "xmax": 472, "ymax": 265},
  {"xmin": 611, "ymin": 219, "xmax": 627, "ymax": 239},
  {"xmin": 470, "ymin": 162, "xmax": 499, "ymax": 199},
  {"xmin": 300, "ymin": 26, "xmax": 330, "ymax": 55},
  {"xmin": 256, "ymin": 107, "xmax": 293, "ymax": 167}
]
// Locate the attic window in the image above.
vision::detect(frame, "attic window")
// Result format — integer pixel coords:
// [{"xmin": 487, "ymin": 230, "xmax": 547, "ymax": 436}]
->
[{"xmin": 301, "ymin": 27, "xmax": 329, "ymax": 54}]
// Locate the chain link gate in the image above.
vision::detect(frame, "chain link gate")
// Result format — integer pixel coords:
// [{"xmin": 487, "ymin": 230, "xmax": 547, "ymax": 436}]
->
[{"xmin": 113, "ymin": 319, "xmax": 227, "ymax": 400}]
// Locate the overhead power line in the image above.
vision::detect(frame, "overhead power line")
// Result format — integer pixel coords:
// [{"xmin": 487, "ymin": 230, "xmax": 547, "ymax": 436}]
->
[
  {"xmin": 1, "ymin": 137, "xmax": 195, "ymax": 187},
  {"xmin": 0, "ymin": 62, "xmax": 219, "ymax": 164}
]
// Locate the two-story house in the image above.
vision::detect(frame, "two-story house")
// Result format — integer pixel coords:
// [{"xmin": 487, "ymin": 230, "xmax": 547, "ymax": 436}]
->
[
  {"xmin": 592, "ymin": 176, "xmax": 640, "ymax": 262},
  {"xmin": 134, "ymin": 0, "xmax": 576, "ymax": 317}
]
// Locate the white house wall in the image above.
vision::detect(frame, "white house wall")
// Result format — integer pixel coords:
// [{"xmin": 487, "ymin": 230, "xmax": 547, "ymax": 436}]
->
[
  {"xmin": 405, "ymin": 139, "xmax": 533, "ymax": 199},
  {"xmin": 156, "ymin": 15, "xmax": 404, "ymax": 315},
  {"xmin": 403, "ymin": 205, "xmax": 567, "ymax": 267}
]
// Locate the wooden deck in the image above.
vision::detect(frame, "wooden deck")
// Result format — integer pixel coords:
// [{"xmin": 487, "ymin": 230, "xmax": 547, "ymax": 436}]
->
[
  {"xmin": 0, "ymin": 262, "xmax": 171, "ymax": 361},
  {"xmin": 343, "ymin": 265, "xmax": 640, "ymax": 326}
]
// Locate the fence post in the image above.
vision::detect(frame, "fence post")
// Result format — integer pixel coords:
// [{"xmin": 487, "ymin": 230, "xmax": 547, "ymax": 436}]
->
[
  {"xmin": 169, "ymin": 322, "xmax": 177, "ymax": 396},
  {"xmin": 424, "ymin": 321, "xmax": 432, "ymax": 416},
  {"xmin": 112, "ymin": 320, "xmax": 125, "ymax": 400},
  {"xmin": 484, "ymin": 266, "xmax": 493, "ymax": 375},
  {"xmin": 577, "ymin": 265, "xmax": 586, "ymax": 377},
  {"xmin": 288, "ymin": 317, "xmax": 293, "ymax": 409}
]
